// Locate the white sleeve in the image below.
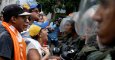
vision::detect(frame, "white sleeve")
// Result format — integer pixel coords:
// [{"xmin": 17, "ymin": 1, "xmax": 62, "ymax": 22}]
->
[
  {"xmin": 26, "ymin": 42, "xmax": 37, "ymax": 54},
  {"xmin": 26, "ymin": 38, "xmax": 43, "ymax": 57}
]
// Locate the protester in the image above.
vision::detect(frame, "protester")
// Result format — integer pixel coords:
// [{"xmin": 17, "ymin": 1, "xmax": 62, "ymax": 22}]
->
[
  {"xmin": 26, "ymin": 24, "xmax": 50, "ymax": 60},
  {"xmin": 29, "ymin": 24, "xmax": 48, "ymax": 46},
  {"xmin": 21, "ymin": 4, "xmax": 40, "ymax": 39},
  {"xmin": 29, "ymin": 4, "xmax": 49, "ymax": 29},
  {"xmin": 0, "ymin": 4, "xmax": 31, "ymax": 60},
  {"xmin": 48, "ymin": 20, "xmax": 60, "ymax": 47},
  {"xmin": 29, "ymin": 4, "xmax": 40, "ymax": 21}
]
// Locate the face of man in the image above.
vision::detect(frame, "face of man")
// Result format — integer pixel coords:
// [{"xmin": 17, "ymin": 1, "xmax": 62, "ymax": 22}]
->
[
  {"xmin": 32, "ymin": 8, "xmax": 39, "ymax": 20},
  {"xmin": 32, "ymin": 8, "xmax": 39, "ymax": 14},
  {"xmin": 93, "ymin": 0, "xmax": 115, "ymax": 45},
  {"xmin": 14, "ymin": 16, "xmax": 29, "ymax": 32}
]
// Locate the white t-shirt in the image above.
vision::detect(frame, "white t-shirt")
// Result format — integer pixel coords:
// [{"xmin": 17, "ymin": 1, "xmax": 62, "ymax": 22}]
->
[{"xmin": 25, "ymin": 38, "xmax": 43, "ymax": 58}]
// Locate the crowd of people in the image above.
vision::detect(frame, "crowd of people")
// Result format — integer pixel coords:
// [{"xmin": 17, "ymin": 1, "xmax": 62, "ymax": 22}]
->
[{"xmin": 0, "ymin": 0, "xmax": 115, "ymax": 60}]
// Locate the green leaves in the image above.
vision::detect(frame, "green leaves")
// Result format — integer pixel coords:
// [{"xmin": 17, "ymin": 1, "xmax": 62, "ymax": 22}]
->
[{"xmin": 36, "ymin": 0, "xmax": 81, "ymax": 14}]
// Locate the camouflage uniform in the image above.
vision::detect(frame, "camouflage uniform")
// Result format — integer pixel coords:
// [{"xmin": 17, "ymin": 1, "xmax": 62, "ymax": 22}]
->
[
  {"xmin": 75, "ymin": 35, "xmax": 115, "ymax": 60},
  {"xmin": 59, "ymin": 33, "xmax": 85, "ymax": 60}
]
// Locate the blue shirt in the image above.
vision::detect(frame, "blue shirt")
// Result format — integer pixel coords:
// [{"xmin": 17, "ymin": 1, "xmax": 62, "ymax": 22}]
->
[{"xmin": 48, "ymin": 22, "xmax": 59, "ymax": 41}]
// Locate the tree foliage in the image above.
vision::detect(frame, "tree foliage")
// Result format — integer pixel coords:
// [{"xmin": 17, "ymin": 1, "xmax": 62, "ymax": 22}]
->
[{"xmin": 36, "ymin": 0, "xmax": 81, "ymax": 14}]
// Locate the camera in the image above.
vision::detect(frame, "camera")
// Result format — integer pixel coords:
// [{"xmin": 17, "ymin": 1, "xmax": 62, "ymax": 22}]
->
[
  {"xmin": 60, "ymin": 48, "xmax": 77, "ymax": 60},
  {"xmin": 52, "ymin": 46, "xmax": 78, "ymax": 60}
]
